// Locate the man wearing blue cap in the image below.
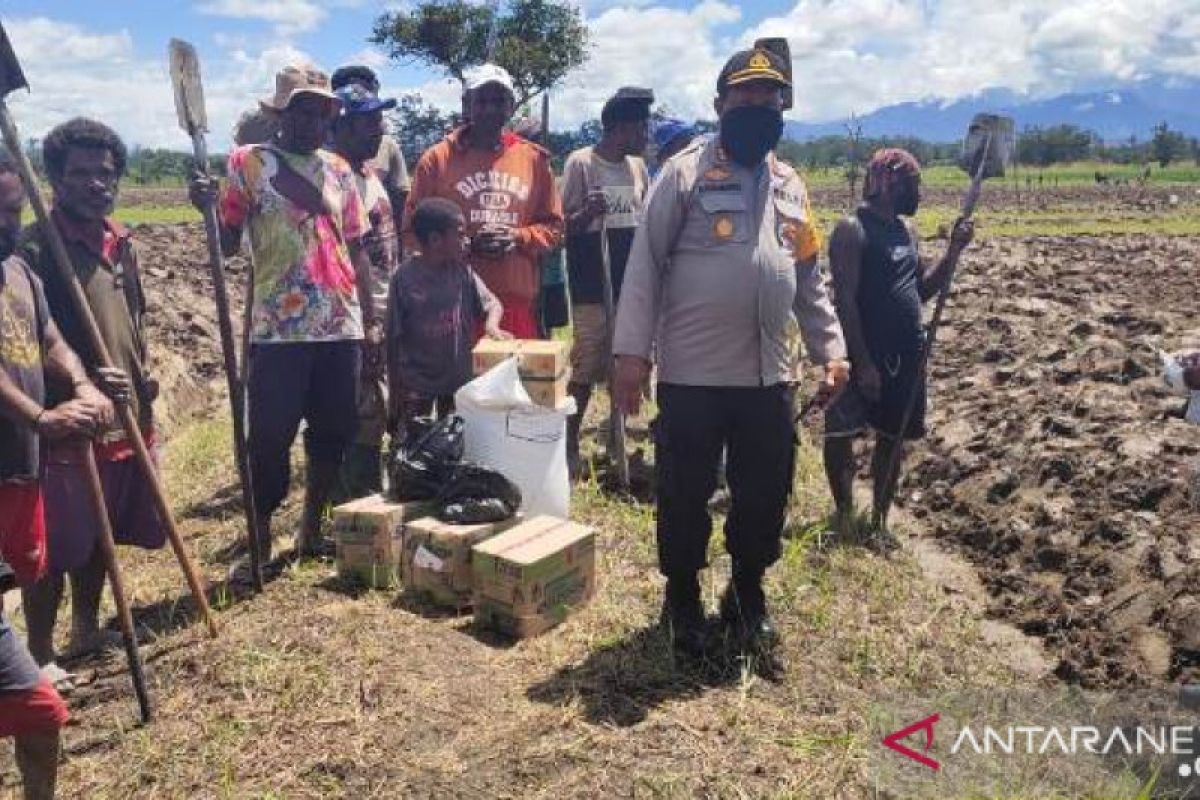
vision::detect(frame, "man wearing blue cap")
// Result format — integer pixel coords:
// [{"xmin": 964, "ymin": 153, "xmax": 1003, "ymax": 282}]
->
[
  {"xmin": 331, "ymin": 78, "xmax": 400, "ymax": 499},
  {"xmin": 651, "ymin": 118, "xmax": 695, "ymax": 176}
]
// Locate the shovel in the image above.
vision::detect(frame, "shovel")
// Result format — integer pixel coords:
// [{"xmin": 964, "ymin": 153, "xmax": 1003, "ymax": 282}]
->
[
  {"xmin": 873, "ymin": 113, "xmax": 1014, "ymax": 531},
  {"xmin": 170, "ymin": 39, "xmax": 264, "ymax": 591}
]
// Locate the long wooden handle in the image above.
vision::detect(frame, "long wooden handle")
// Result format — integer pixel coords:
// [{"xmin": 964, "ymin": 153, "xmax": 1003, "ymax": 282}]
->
[
  {"xmin": 81, "ymin": 443, "xmax": 153, "ymax": 723},
  {"xmin": 598, "ymin": 216, "xmax": 629, "ymax": 488},
  {"xmin": 0, "ymin": 99, "xmax": 217, "ymax": 637},
  {"xmin": 191, "ymin": 132, "xmax": 264, "ymax": 591}
]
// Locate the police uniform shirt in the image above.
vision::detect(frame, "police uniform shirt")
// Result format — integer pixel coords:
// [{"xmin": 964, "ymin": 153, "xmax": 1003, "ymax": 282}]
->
[{"xmin": 613, "ymin": 134, "xmax": 846, "ymax": 386}]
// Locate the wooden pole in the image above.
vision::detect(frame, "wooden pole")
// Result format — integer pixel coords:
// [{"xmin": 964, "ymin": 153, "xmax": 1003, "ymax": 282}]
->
[
  {"xmin": 189, "ymin": 130, "xmax": 264, "ymax": 590},
  {"xmin": 80, "ymin": 443, "xmax": 153, "ymax": 722}
]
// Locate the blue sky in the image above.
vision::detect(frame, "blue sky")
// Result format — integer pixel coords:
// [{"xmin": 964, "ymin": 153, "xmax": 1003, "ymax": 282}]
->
[{"xmin": 4, "ymin": 1, "xmax": 1199, "ymax": 150}]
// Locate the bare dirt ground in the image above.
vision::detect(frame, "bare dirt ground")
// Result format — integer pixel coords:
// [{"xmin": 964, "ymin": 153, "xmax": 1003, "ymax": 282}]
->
[
  {"xmin": 132, "ymin": 223, "xmax": 250, "ymax": 430},
  {"xmin": 900, "ymin": 232, "xmax": 1200, "ymax": 689},
  {"xmin": 4, "ymin": 187, "xmax": 1200, "ymax": 796}
]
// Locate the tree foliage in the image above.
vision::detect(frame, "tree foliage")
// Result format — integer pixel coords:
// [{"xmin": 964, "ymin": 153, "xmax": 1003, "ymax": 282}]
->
[
  {"xmin": 1017, "ymin": 125, "xmax": 1093, "ymax": 167},
  {"xmin": 1151, "ymin": 121, "xmax": 1188, "ymax": 168},
  {"xmin": 371, "ymin": 0, "xmax": 588, "ymax": 107},
  {"xmin": 388, "ymin": 93, "xmax": 457, "ymax": 167}
]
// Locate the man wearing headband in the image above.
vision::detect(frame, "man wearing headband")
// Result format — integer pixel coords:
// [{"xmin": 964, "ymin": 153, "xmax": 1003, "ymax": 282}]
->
[
  {"xmin": 823, "ymin": 148, "xmax": 974, "ymax": 536},
  {"xmin": 613, "ymin": 48, "xmax": 848, "ymax": 660},
  {"xmin": 561, "ymin": 87, "xmax": 653, "ymax": 476}
]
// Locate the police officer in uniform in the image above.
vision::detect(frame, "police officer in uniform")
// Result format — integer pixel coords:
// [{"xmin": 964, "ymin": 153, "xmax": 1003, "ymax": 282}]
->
[{"xmin": 612, "ymin": 48, "xmax": 850, "ymax": 657}]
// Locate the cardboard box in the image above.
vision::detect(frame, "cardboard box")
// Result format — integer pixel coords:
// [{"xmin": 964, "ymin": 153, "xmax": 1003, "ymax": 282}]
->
[
  {"xmin": 471, "ymin": 516, "xmax": 596, "ymax": 638},
  {"xmin": 332, "ymin": 495, "xmax": 430, "ymax": 589},
  {"xmin": 401, "ymin": 517, "xmax": 505, "ymax": 608},
  {"xmin": 473, "ymin": 339, "xmax": 567, "ymax": 381}
]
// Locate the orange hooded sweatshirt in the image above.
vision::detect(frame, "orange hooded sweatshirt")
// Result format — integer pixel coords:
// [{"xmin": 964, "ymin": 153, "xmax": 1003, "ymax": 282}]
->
[{"xmin": 403, "ymin": 128, "xmax": 564, "ymax": 305}]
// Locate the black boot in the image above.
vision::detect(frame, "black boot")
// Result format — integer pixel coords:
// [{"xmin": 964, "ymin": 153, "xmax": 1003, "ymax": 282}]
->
[
  {"xmin": 297, "ymin": 460, "xmax": 339, "ymax": 558},
  {"xmin": 720, "ymin": 566, "xmax": 780, "ymax": 654},
  {"xmin": 662, "ymin": 573, "xmax": 709, "ymax": 658},
  {"xmin": 566, "ymin": 382, "xmax": 592, "ymax": 481}
]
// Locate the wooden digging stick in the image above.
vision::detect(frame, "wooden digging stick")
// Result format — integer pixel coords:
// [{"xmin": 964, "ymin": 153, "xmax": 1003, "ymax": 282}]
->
[
  {"xmin": 170, "ymin": 38, "xmax": 264, "ymax": 590},
  {"xmin": 79, "ymin": 443, "xmax": 153, "ymax": 722}
]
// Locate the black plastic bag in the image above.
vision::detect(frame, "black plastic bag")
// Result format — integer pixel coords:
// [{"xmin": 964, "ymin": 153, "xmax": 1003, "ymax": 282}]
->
[
  {"xmin": 387, "ymin": 415, "xmax": 465, "ymax": 501},
  {"xmin": 435, "ymin": 463, "xmax": 522, "ymax": 524}
]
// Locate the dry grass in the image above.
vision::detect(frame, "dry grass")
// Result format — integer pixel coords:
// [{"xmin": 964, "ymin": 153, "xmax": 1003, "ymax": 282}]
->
[{"xmin": 0, "ymin": 408, "xmax": 1103, "ymax": 799}]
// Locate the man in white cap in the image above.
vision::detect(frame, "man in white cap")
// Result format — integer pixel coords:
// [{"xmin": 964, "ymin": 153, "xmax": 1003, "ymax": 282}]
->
[
  {"xmin": 190, "ymin": 63, "xmax": 379, "ymax": 560},
  {"xmin": 403, "ymin": 64, "xmax": 562, "ymax": 339}
]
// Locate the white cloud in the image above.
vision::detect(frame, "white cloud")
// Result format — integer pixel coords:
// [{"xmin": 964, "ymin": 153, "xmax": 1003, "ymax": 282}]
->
[
  {"xmin": 195, "ymin": 0, "xmax": 369, "ymax": 35},
  {"xmin": 7, "ymin": 1, "xmax": 1200, "ymax": 152},
  {"xmin": 5, "ymin": 16, "xmax": 313, "ymax": 151},
  {"xmin": 344, "ymin": 47, "xmax": 390, "ymax": 70},
  {"xmin": 741, "ymin": 0, "xmax": 1200, "ymax": 123},
  {"xmin": 541, "ymin": 1, "xmax": 741, "ymax": 129},
  {"xmin": 196, "ymin": 0, "xmax": 327, "ymax": 35},
  {"xmin": 5, "ymin": 18, "xmax": 178, "ymax": 148}
]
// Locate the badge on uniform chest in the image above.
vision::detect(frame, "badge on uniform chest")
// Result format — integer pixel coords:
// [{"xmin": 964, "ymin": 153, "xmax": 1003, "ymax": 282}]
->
[{"xmin": 714, "ymin": 216, "xmax": 736, "ymax": 241}]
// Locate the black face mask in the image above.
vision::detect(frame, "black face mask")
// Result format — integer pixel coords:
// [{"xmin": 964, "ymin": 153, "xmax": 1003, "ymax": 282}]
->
[
  {"xmin": 720, "ymin": 105, "xmax": 783, "ymax": 167},
  {"xmin": 894, "ymin": 183, "xmax": 920, "ymax": 216}
]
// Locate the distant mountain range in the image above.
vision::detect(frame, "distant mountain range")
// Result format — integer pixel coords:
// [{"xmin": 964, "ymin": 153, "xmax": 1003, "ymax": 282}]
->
[{"xmin": 785, "ymin": 78, "xmax": 1200, "ymax": 143}]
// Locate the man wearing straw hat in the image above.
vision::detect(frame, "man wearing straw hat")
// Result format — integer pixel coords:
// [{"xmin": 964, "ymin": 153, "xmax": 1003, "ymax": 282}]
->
[{"xmin": 190, "ymin": 63, "xmax": 379, "ymax": 559}]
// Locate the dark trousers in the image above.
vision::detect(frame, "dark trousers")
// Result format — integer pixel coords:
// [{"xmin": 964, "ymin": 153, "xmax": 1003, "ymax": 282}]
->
[
  {"xmin": 248, "ymin": 341, "xmax": 361, "ymax": 516},
  {"xmin": 654, "ymin": 383, "xmax": 796, "ymax": 577},
  {"xmin": 394, "ymin": 389, "xmax": 455, "ymax": 439}
]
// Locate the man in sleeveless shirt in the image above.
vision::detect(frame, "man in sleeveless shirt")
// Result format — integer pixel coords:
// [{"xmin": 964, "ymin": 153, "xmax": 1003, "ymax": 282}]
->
[{"xmin": 823, "ymin": 148, "xmax": 974, "ymax": 534}]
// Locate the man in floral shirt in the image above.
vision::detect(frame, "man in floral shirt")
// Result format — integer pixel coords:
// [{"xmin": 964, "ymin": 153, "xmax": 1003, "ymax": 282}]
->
[{"xmin": 191, "ymin": 63, "xmax": 379, "ymax": 559}]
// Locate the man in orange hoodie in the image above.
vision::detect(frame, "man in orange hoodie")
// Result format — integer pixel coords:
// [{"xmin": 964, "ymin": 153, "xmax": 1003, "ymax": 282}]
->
[{"xmin": 403, "ymin": 64, "xmax": 563, "ymax": 339}]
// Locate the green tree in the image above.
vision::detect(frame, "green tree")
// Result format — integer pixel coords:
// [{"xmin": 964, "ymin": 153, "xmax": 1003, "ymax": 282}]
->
[
  {"xmin": 1151, "ymin": 121, "xmax": 1187, "ymax": 168},
  {"xmin": 388, "ymin": 93, "xmax": 455, "ymax": 167},
  {"xmin": 371, "ymin": 0, "xmax": 588, "ymax": 108}
]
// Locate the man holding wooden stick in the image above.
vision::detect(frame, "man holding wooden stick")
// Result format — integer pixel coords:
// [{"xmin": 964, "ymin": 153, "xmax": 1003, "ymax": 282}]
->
[
  {"xmin": 823, "ymin": 148, "xmax": 974, "ymax": 536},
  {"xmin": 19, "ymin": 118, "xmax": 168, "ymax": 679},
  {"xmin": 561, "ymin": 87, "xmax": 653, "ymax": 478},
  {"xmin": 190, "ymin": 64, "xmax": 379, "ymax": 558}
]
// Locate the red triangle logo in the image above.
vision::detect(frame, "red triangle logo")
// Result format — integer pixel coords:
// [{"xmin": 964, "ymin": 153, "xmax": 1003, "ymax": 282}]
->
[{"xmin": 882, "ymin": 713, "xmax": 941, "ymax": 771}]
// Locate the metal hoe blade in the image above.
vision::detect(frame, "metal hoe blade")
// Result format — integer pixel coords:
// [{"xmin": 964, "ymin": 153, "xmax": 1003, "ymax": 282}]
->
[
  {"xmin": 960, "ymin": 113, "xmax": 1015, "ymax": 180},
  {"xmin": 0, "ymin": 22, "xmax": 29, "ymax": 98},
  {"xmin": 169, "ymin": 38, "xmax": 207, "ymax": 135}
]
